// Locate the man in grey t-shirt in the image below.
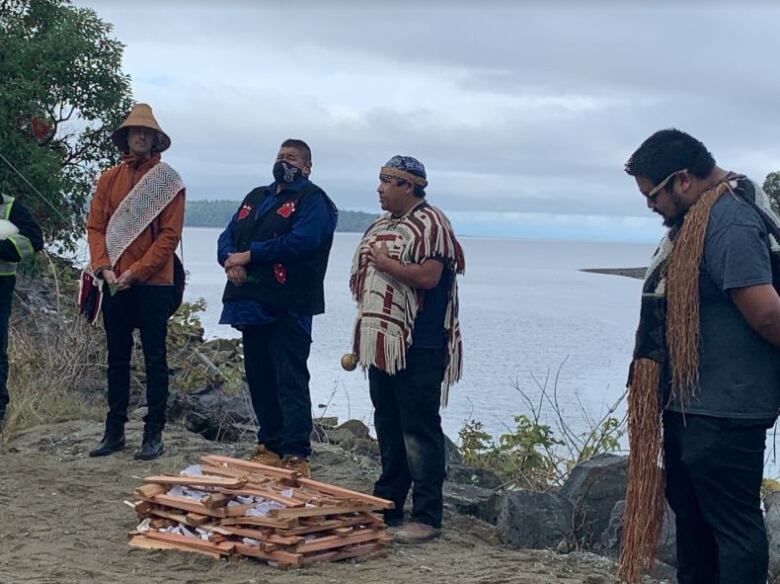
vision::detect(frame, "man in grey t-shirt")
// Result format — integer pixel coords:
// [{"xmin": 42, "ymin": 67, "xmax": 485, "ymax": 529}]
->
[{"xmin": 625, "ymin": 129, "xmax": 780, "ymax": 584}]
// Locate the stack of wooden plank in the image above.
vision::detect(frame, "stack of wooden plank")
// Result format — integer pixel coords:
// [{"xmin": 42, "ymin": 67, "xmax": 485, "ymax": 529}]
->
[{"xmin": 126, "ymin": 454, "xmax": 393, "ymax": 568}]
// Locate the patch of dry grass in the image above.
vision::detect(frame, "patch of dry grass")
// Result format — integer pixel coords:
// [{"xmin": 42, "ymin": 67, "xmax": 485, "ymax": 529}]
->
[
  {"xmin": 2, "ymin": 295, "xmax": 105, "ymax": 443},
  {"xmin": 1, "ymin": 257, "xmax": 245, "ymax": 445}
]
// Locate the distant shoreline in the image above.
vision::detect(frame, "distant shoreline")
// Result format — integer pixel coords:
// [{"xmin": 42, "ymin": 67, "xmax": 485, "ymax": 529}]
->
[
  {"xmin": 184, "ymin": 200, "xmax": 377, "ymax": 232},
  {"xmin": 581, "ymin": 267, "xmax": 646, "ymax": 280}
]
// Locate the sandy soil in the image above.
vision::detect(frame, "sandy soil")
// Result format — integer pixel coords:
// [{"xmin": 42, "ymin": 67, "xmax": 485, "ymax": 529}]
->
[{"xmin": 0, "ymin": 420, "xmax": 668, "ymax": 584}]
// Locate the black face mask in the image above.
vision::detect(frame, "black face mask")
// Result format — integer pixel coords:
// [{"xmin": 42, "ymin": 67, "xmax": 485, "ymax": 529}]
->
[{"xmin": 273, "ymin": 161, "xmax": 304, "ymax": 184}]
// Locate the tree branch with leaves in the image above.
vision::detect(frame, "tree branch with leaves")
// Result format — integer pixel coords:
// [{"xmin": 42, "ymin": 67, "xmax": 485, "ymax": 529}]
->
[{"xmin": 0, "ymin": 0, "xmax": 133, "ymax": 251}]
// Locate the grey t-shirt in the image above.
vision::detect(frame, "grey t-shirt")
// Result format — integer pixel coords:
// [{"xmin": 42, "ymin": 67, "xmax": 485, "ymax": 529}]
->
[{"xmin": 665, "ymin": 191, "xmax": 780, "ymax": 419}]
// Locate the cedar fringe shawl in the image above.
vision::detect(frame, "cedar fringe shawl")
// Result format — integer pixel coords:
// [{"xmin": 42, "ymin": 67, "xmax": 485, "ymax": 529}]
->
[{"xmin": 619, "ymin": 183, "xmax": 730, "ymax": 583}]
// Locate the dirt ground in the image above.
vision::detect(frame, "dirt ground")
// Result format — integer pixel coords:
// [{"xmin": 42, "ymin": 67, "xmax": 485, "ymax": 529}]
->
[{"xmin": 0, "ymin": 420, "xmax": 668, "ymax": 584}]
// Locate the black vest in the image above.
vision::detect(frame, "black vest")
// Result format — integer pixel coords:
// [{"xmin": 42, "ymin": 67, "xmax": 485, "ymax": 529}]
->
[{"xmin": 221, "ymin": 182, "xmax": 335, "ymax": 315}]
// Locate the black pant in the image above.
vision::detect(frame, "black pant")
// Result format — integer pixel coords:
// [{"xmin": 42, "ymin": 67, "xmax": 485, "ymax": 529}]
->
[
  {"xmin": 102, "ymin": 285, "xmax": 172, "ymax": 432},
  {"xmin": 369, "ymin": 348, "xmax": 446, "ymax": 528},
  {"xmin": 242, "ymin": 317, "xmax": 313, "ymax": 458},
  {"xmin": 663, "ymin": 411, "xmax": 772, "ymax": 584},
  {"xmin": 0, "ymin": 276, "xmax": 13, "ymax": 417}
]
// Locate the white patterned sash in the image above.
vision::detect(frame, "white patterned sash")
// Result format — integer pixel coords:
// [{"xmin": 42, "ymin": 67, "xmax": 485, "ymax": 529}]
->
[{"xmin": 105, "ymin": 162, "xmax": 184, "ymax": 267}]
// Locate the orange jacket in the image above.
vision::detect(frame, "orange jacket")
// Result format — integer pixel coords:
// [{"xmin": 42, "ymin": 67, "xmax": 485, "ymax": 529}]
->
[{"xmin": 87, "ymin": 153, "xmax": 185, "ymax": 285}]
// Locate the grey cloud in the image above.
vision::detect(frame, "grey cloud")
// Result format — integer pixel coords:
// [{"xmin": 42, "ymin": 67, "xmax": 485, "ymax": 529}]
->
[{"xmin": 73, "ymin": 0, "xmax": 780, "ymax": 229}]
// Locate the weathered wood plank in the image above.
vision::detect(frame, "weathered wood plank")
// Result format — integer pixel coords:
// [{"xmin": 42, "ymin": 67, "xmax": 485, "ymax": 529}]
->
[
  {"xmin": 143, "ymin": 475, "xmax": 246, "ymax": 489},
  {"xmin": 297, "ymin": 478, "xmax": 394, "ymax": 509},
  {"xmin": 269, "ymin": 504, "xmax": 378, "ymax": 520}
]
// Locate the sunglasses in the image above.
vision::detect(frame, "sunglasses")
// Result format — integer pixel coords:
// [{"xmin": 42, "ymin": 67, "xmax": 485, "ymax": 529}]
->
[{"xmin": 645, "ymin": 169, "xmax": 688, "ymax": 201}]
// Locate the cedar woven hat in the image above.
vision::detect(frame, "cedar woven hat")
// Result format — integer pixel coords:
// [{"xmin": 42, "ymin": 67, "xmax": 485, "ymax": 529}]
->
[{"xmin": 111, "ymin": 103, "xmax": 171, "ymax": 153}]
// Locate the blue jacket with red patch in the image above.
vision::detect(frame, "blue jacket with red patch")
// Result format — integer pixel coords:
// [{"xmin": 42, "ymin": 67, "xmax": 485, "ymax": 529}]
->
[{"xmin": 218, "ymin": 178, "xmax": 337, "ymax": 329}]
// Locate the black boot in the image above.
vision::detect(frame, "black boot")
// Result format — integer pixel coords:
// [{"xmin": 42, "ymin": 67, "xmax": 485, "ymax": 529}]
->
[
  {"xmin": 89, "ymin": 424, "xmax": 125, "ymax": 457},
  {"xmin": 134, "ymin": 427, "xmax": 164, "ymax": 461}
]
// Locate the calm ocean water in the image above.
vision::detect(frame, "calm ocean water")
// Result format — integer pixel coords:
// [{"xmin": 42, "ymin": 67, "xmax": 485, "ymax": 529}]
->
[{"xmin": 183, "ymin": 227, "xmax": 654, "ymax": 444}]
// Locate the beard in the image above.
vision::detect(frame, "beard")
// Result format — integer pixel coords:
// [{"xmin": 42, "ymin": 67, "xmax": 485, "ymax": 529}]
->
[{"xmin": 660, "ymin": 190, "xmax": 688, "ymax": 228}]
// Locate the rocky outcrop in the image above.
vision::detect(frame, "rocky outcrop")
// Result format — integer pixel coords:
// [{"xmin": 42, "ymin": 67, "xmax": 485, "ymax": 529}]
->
[
  {"xmin": 165, "ymin": 385, "xmax": 255, "ymax": 442},
  {"xmin": 561, "ymin": 453, "xmax": 627, "ymax": 546},
  {"xmin": 492, "ymin": 489, "xmax": 574, "ymax": 549}
]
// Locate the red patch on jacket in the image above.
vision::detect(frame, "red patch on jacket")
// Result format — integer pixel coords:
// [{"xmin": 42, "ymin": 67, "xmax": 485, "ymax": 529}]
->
[
  {"xmin": 273, "ymin": 263, "xmax": 287, "ymax": 284},
  {"xmin": 237, "ymin": 204, "xmax": 252, "ymax": 221},
  {"xmin": 277, "ymin": 201, "xmax": 296, "ymax": 219}
]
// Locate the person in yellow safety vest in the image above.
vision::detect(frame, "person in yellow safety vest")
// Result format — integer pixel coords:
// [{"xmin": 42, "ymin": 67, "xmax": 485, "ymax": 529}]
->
[{"xmin": 0, "ymin": 193, "xmax": 43, "ymax": 425}]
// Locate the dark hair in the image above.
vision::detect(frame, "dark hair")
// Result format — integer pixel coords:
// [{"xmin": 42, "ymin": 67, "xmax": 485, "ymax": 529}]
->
[
  {"xmin": 388, "ymin": 177, "xmax": 426, "ymax": 198},
  {"xmin": 625, "ymin": 129, "xmax": 716, "ymax": 188},
  {"xmin": 280, "ymin": 138, "xmax": 311, "ymax": 163}
]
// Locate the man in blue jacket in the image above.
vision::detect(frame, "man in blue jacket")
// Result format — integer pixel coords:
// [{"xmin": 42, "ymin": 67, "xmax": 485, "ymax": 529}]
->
[
  {"xmin": 0, "ymin": 193, "xmax": 44, "ymax": 425},
  {"xmin": 218, "ymin": 139, "xmax": 337, "ymax": 477}
]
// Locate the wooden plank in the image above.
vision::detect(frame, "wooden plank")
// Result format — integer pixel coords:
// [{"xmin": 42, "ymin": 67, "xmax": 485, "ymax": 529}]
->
[
  {"xmin": 142, "ymin": 495, "xmax": 223, "ymax": 518},
  {"xmin": 144, "ymin": 475, "xmax": 247, "ymax": 489},
  {"xmin": 297, "ymin": 478, "xmax": 394, "ymax": 509},
  {"xmin": 135, "ymin": 483, "xmax": 168, "ymax": 499},
  {"xmin": 200, "ymin": 455, "xmax": 298, "ymax": 481},
  {"xmin": 201, "ymin": 493, "xmax": 232, "ymax": 509},
  {"xmin": 144, "ymin": 530, "xmax": 234, "ymax": 555},
  {"xmin": 146, "ymin": 508, "xmax": 205, "ymax": 528},
  {"xmin": 278, "ymin": 519, "xmax": 344, "ymax": 536},
  {"xmin": 233, "ymin": 542, "xmax": 303, "ymax": 568},
  {"xmin": 216, "ymin": 525, "xmax": 271, "ymax": 539},
  {"xmin": 128, "ymin": 534, "xmax": 222, "ymax": 560},
  {"xmin": 185, "ymin": 513, "xmax": 211, "ymax": 526},
  {"xmin": 269, "ymin": 504, "xmax": 378, "ymax": 520},
  {"xmin": 220, "ymin": 515, "xmax": 296, "ymax": 530},
  {"xmin": 197, "ymin": 464, "xmax": 247, "ymax": 479},
  {"xmin": 133, "ymin": 501, "xmax": 154, "ymax": 516},
  {"xmin": 295, "ymin": 528, "xmax": 383, "ymax": 554},
  {"xmin": 278, "ymin": 514, "xmax": 376, "ymax": 536},
  {"xmin": 222, "ymin": 503, "xmax": 260, "ymax": 518},
  {"xmin": 302, "ymin": 541, "xmax": 389, "ymax": 565},
  {"xmin": 199, "ymin": 465, "xmax": 275, "ymax": 490},
  {"xmin": 361, "ymin": 512, "xmax": 386, "ymax": 525},
  {"xmin": 219, "ymin": 487, "xmax": 304, "ymax": 508},
  {"xmin": 266, "ymin": 533, "xmax": 304, "ymax": 547},
  {"xmin": 149, "ymin": 518, "xmax": 173, "ymax": 529},
  {"xmin": 146, "ymin": 494, "xmax": 255, "ymax": 519}
]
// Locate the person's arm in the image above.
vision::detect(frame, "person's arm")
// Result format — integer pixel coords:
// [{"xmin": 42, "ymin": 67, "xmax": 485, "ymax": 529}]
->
[
  {"xmin": 122, "ymin": 190, "xmax": 185, "ymax": 285},
  {"xmin": 705, "ymin": 207, "xmax": 780, "ymax": 348},
  {"xmin": 224, "ymin": 192, "xmax": 337, "ymax": 269},
  {"xmin": 731, "ymin": 284, "xmax": 780, "ymax": 348},
  {"xmin": 369, "ymin": 243, "xmax": 444, "ymax": 290},
  {"xmin": 86, "ymin": 170, "xmax": 114, "ymax": 275},
  {"xmin": 0, "ymin": 197, "xmax": 43, "ymax": 262},
  {"xmin": 217, "ymin": 213, "xmax": 239, "ymax": 267},
  {"xmin": 217, "ymin": 207, "xmax": 247, "ymax": 285}
]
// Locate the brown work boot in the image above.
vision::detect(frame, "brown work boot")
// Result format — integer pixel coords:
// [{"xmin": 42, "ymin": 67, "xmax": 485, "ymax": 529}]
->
[
  {"xmin": 249, "ymin": 444, "xmax": 281, "ymax": 467},
  {"xmin": 393, "ymin": 522, "xmax": 441, "ymax": 544},
  {"xmin": 280, "ymin": 455, "xmax": 310, "ymax": 478}
]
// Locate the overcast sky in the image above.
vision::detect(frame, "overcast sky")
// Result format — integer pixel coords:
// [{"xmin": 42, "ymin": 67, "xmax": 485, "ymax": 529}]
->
[{"xmin": 74, "ymin": 1, "xmax": 780, "ymax": 241}]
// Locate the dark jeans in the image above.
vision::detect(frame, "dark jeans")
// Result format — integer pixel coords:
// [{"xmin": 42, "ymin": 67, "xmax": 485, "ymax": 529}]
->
[
  {"xmin": 0, "ymin": 276, "xmax": 13, "ymax": 417},
  {"xmin": 102, "ymin": 285, "xmax": 173, "ymax": 432},
  {"xmin": 242, "ymin": 317, "xmax": 313, "ymax": 458},
  {"xmin": 664, "ymin": 411, "xmax": 772, "ymax": 584},
  {"xmin": 369, "ymin": 348, "xmax": 446, "ymax": 528}
]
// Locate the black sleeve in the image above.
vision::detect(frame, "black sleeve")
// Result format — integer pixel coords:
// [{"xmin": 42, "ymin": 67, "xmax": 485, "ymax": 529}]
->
[{"xmin": 0, "ymin": 198, "xmax": 44, "ymax": 262}]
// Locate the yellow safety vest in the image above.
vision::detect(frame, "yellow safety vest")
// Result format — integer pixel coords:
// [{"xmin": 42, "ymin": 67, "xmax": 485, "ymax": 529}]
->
[{"xmin": 0, "ymin": 196, "xmax": 35, "ymax": 276}]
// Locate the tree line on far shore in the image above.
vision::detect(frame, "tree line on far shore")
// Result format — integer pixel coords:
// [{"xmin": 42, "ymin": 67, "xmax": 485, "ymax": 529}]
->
[{"xmin": 185, "ymin": 200, "xmax": 377, "ymax": 233}]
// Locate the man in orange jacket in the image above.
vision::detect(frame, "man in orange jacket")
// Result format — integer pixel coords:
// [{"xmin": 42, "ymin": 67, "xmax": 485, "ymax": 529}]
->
[{"xmin": 86, "ymin": 103, "xmax": 185, "ymax": 460}]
